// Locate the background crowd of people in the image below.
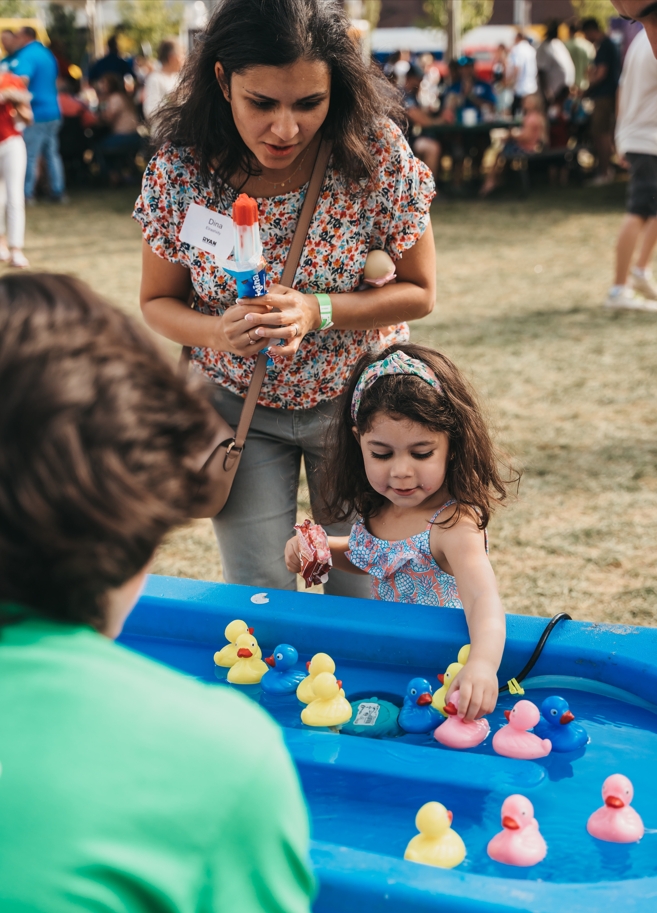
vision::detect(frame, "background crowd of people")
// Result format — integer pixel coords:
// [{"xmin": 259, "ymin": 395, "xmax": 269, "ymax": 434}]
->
[
  {"xmin": 0, "ymin": 13, "xmax": 631, "ymax": 237},
  {"xmin": 391, "ymin": 17, "xmax": 624, "ymax": 195},
  {"xmin": 0, "ymin": 25, "xmax": 185, "ymax": 271}
]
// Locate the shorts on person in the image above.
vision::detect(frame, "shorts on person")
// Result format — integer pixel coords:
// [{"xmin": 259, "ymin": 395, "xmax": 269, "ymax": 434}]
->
[
  {"xmin": 590, "ymin": 95, "xmax": 615, "ymax": 138},
  {"xmin": 625, "ymin": 153, "xmax": 657, "ymax": 219}
]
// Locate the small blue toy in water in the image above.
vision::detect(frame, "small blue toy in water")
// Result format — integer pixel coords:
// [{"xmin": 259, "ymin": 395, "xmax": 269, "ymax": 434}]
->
[
  {"xmin": 399, "ymin": 677, "xmax": 444, "ymax": 734},
  {"xmin": 534, "ymin": 695, "xmax": 588, "ymax": 752},
  {"xmin": 341, "ymin": 697, "xmax": 402, "ymax": 738},
  {"xmin": 260, "ymin": 644, "xmax": 307, "ymax": 695}
]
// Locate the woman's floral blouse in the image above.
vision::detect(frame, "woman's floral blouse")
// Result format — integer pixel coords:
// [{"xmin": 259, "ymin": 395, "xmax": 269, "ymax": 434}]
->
[{"xmin": 133, "ymin": 118, "xmax": 435, "ymax": 410}]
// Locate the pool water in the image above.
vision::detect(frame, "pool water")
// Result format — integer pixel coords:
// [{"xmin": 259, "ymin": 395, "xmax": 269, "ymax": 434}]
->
[{"xmin": 120, "ymin": 632, "xmax": 657, "ymax": 885}]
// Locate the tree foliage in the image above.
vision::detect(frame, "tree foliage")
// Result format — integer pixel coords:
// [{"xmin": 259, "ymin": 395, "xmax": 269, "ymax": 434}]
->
[
  {"xmin": 117, "ymin": 0, "xmax": 184, "ymax": 55},
  {"xmin": 47, "ymin": 3, "xmax": 87, "ymax": 66},
  {"xmin": 570, "ymin": 0, "xmax": 617, "ymax": 25},
  {"xmin": 0, "ymin": 0, "xmax": 36, "ymax": 16},
  {"xmin": 362, "ymin": 0, "xmax": 381, "ymax": 31},
  {"xmin": 423, "ymin": 0, "xmax": 494, "ymax": 33}
]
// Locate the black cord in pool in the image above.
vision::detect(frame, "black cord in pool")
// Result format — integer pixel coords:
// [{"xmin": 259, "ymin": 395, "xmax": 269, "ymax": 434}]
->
[{"xmin": 498, "ymin": 612, "xmax": 572, "ymax": 693}]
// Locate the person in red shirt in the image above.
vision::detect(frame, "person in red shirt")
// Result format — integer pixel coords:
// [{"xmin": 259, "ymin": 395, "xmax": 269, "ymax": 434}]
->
[
  {"xmin": 57, "ymin": 74, "xmax": 97, "ymax": 128},
  {"xmin": 0, "ymin": 70, "xmax": 32, "ymax": 267}
]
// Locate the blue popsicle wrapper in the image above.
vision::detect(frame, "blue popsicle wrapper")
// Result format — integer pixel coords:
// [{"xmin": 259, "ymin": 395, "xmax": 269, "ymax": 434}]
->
[{"xmin": 221, "ymin": 259, "xmax": 268, "ymax": 299}]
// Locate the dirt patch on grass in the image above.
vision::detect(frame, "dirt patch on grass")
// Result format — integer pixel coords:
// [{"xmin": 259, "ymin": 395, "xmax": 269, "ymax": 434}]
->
[{"xmin": 24, "ymin": 184, "xmax": 657, "ymax": 623}]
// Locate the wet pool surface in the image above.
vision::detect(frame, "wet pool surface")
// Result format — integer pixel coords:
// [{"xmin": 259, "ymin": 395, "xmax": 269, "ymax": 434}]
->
[{"xmin": 119, "ymin": 632, "xmax": 657, "ymax": 885}]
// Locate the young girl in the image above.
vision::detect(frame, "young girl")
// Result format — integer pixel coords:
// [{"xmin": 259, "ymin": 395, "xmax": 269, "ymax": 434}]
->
[{"xmin": 285, "ymin": 343, "xmax": 517, "ymax": 722}]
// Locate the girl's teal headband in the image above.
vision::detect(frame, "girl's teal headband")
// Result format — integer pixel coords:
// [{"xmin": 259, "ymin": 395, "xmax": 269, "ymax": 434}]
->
[{"xmin": 351, "ymin": 351, "xmax": 442, "ymax": 423}]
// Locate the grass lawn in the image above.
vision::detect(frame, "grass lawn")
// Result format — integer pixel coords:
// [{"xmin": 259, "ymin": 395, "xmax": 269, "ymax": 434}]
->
[{"xmin": 21, "ymin": 182, "xmax": 657, "ymax": 625}]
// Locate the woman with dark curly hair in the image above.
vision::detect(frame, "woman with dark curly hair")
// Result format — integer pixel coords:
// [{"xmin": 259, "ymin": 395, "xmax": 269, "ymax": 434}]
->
[{"xmin": 134, "ymin": 0, "xmax": 436, "ymax": 594}]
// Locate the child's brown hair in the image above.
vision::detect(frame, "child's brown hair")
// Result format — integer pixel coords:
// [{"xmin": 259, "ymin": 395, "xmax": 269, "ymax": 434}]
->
[
  {"xmin": 322, "ymin": 343, "xmax": 519, "ymax": 528},
  {"xmin": 0, "ymin": 273, "xmax": 216, "ymax": 629}
]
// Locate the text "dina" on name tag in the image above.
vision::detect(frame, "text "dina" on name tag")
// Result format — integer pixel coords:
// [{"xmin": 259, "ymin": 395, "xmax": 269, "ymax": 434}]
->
[{"xmin": 180, "ymin": 203, "xmax": 234, "ymax": 260}]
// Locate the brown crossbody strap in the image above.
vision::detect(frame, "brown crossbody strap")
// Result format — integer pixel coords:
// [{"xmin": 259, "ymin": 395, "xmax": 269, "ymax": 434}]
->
[{"xmin": 231, "ymin": 137, "xmax": 332, "ymax": 449}]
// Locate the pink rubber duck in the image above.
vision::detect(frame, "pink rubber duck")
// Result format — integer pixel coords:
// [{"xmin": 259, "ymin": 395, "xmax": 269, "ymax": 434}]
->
[
  {"xmin": 487, "ymin": 795, "xmax": 547, "ymax": 867},
  {"xmin": 492, "ymin": 700, "xmax": 552, "ymax": 760},
  {"xmin": 587, "ymin": 774, "xmax": 644, "ymax": 843},
  {"xmin": 433, "ymin": 689, "xmax": 490, "ymax": 749}
]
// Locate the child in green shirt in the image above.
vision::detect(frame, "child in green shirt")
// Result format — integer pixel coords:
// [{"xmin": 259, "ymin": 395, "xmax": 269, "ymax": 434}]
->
[{"xmin": 0, "ymin": 273, "xmax": 315, "ymax": 913}]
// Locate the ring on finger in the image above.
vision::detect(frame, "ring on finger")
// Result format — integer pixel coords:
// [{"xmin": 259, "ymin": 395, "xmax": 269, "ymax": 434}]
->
[
  {"xmin": 290, "ymin": 323, "xmax": 299, "ymax": 338},
  {"xmin": 247, "ymin": 330, "xmax": 258, "ymax": 344}
]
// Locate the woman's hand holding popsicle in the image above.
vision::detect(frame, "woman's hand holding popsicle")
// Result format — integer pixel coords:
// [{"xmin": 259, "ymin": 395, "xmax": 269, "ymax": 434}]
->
[
  {"xmin": 217, "ymin": 300, "xmax": 273, "ymax": 357},
  {"xmin": 240, "ymin": 285, "xmax": 321, "ymax": 359}
]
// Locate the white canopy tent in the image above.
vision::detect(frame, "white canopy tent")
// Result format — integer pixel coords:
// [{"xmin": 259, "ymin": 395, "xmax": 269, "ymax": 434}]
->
[
  {"xmin": 462, "ymin": 25, "xmax": 520, "ymax": 50},
  {"xmin": 371, "ymin": 27, "xmax": 447, "ymax": 56}
]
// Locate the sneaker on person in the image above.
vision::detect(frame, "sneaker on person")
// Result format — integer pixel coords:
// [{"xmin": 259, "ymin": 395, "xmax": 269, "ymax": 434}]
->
[
  {"xmin": 605, "ymin": 285, "xmax": 657, "ymax": 311},
  {"xmin": 9, "ymin": 251, "xmax": 29, "ymax": 269},
  {"xmin": 631, "ymin": 267, "xmax": 657, "ymax": 300}
]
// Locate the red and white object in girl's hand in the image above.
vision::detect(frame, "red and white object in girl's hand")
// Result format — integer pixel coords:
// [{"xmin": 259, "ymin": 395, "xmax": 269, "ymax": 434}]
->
[{"xmin": 294, "ymin": 520, "xmax": 332, "ymax": 587}]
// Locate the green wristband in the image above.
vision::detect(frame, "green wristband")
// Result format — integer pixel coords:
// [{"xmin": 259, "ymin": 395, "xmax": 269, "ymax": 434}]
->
[{"xmin": 315, "ymin": 293, "xmax": 334, "ymax": 330}]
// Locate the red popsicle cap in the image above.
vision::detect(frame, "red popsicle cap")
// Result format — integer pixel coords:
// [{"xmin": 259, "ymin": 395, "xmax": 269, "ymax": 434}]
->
[{"xmin": 233, "ymin": 193, "xmax": 258, "ymax": 226}]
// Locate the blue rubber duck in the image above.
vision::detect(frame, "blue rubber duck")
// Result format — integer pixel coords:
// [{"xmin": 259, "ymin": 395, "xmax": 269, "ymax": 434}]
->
[
  {"xmin": 261, "ymin": 644, "xmax": 307, "ymax": 695},
  {"xmin": 399, "ymin": 677, "xmax": 444, "ymax": 734},
  {"xmin": 534, "ymin": 695, "xmax": 588, "ymax": 752}
]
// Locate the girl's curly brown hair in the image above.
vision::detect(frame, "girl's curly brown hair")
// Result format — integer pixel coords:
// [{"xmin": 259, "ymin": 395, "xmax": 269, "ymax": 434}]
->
[{"xmin": 322, "ymin": 343, "xmax": 520, "ymax": 529}]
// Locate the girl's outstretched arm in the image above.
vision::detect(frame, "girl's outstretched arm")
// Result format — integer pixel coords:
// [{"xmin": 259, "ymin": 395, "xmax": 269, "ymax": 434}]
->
[
  {"xmin": 327, "ymin": 536, "xmax": 367, "ymax": 574},
  {"xmin": 431, "ymin": 514, "xmax": 506, "ymax": 721},
  {"xmin": 284, "ymin": 534, "xmax": 366, "ymax": 576}
]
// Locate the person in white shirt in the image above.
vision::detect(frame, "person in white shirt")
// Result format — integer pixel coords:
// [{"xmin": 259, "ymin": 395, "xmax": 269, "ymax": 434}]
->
[
  {"xmin": 537, "ymin": 21, "xmax": 576, "ymax": 102},
  {"xmin": 605, "ymin": 29, "xmax": 657, "ymax": 310},
  {"xmin": 507, "ymin": 32, "xmax": 538, "ymax": 115},
  {"xmin": 565, "ymin": 22, "xmax": 595, "ymax": 89},
  {"xmin": 143, "ymin": 39, "xmax": 184, "ymax": 123}
]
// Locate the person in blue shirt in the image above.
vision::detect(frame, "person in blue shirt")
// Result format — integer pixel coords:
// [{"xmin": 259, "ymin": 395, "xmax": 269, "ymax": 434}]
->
[
  {"xmin": 9, "ymin": 26, "xmax": 66, "ymax": 203},
  {"xmin": 89, "ymin": 34, "xmax": 135, "ymax": 84},
  {"xmin": 444, "ymin": 56, "xmax": 496, "ymax": 124}
]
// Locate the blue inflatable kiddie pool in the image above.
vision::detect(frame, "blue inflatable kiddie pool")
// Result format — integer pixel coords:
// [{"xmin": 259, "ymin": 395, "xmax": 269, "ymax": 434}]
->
[{"xmin": 120, "ymin": 576, "xmax": 657, "ymax": 913}]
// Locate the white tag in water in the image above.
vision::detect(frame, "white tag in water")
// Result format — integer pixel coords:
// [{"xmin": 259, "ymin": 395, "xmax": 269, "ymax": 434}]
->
[
  {"xmin": 353, "ymin": 702, "xmax": 380, "ymax": 726},
  {"xmin": 180, "ymin": 203, "xmax": 234, "ymax": 259}
]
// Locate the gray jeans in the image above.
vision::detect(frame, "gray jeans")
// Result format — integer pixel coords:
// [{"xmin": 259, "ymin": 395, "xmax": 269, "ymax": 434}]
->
[{"xmin": 208, "ymin": 384, "xmax": 371, "ymax": 598}]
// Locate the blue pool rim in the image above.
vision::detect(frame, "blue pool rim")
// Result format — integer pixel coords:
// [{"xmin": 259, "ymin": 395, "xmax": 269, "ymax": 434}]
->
[{"xmin": 125, "ymin": 575, "xmax": 657, "ymax": 913}]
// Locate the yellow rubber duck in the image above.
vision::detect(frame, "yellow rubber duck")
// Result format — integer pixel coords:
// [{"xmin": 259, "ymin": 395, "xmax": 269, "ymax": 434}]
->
[
  {"xmin": 296, "ymin": 652, "xmax": 335, "ymax": 704},
  {"xmin": 404, "ymin": 802, "xmax": 466, "ymax": 869},
  {"xmin": 226, "ymin": 633, "xmax": 269, "ymax": 684},
  {"xmin": 214, "ymin": 620, "xmax": 261, "ymax": 667},
  {"xmin": 457, "ymin": 644, "xmax": 471, "ymax": 665},
  {"xmin": 432, "ymin": 644, "xmax": 471, "ymax": 716},
  {"xmin": 432, "ymin": 662, "xmax": 463, "ymax": 717},
  {"xmin": 300, "ymin": 673, "xmax": 352, "ymax": 728}
]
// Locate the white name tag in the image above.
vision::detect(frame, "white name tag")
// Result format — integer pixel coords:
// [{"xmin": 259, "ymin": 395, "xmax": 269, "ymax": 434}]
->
[
  {"xmin": 353, "ymin": 702, "xmax": 380, "ymax": 726},
  {"xmin": 180, "ymin": 203, "xmax": 234, "ymax": 259}
]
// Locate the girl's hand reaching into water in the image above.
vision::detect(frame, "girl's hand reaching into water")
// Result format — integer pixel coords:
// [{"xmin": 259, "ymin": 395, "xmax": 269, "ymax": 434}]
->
[
  {"xmin": 447, "ymin": 658, "xmax": 499, "ymax": 721},
  {"xmin": 432, "ymin": 511, "xmax": 505, "ymax": 722}
]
